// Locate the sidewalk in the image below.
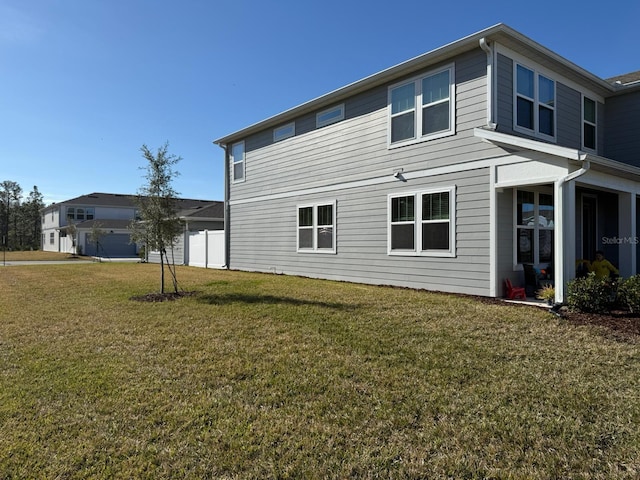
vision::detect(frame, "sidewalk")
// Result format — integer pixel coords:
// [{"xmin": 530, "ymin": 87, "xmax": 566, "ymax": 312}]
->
[{"xmin": 1, "ymin": 257, "xmax": 140, "ymax": 266}]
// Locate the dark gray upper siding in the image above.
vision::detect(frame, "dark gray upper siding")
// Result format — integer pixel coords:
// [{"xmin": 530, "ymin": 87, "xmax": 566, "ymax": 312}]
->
[
  {"xmin": 496, "ymin": 53, "xmax": 603, "ymax": 155},
  {"xmin": 604, "ymin": 90, "xmax": 640, "ymax": 167},
  {"xmin": 229, "ymin": 49, "xmax": 493, "ymax": 203}
]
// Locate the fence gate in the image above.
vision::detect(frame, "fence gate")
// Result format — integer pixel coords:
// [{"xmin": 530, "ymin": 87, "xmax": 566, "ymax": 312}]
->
[{"xmin": 187, "ymin": 230, "xmax": 225, "ymax": 268}]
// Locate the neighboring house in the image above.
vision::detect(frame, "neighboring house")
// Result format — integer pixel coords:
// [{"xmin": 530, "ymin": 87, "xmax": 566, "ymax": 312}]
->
[
  {"xmin": 41, "ymin": 193, "xmax": 223, "ymax": 260},
  {"xmin": 214, "ymin": 23, "xmax": 640, "ymax": 304},
  {"xmin": 146, "ymin": 202, "xmax": 225, "ymax": 266}
]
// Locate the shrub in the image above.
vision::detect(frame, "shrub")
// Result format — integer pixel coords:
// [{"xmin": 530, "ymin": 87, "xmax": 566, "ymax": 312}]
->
[
  {"xmin": 567, "ymin": 272, "xmax": 616, "ymax": 314},
  {"xmin": 536, "ymin": 284, "xmax": 555, "ymax": 304},
  {"xmin": 618, "ymin": 275, "xmax": 640, "ymax": 313}
]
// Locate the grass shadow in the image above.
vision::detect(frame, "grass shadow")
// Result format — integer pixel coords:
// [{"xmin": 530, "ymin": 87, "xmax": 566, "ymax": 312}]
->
[{"xmin": 197, "ymin": 292, "xmax": 359, "ymax": 311}]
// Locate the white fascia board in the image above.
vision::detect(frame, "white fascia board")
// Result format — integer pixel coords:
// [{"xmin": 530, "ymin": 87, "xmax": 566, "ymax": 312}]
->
[
  {"xmin": 474, "ymin": 128, "xmax": 588, "ymax": 161},
  {"xmin": 475, "ymin": 127, "xmax": 640, "ymax": 183},
  {"xmin": 215, "ymin": 24, "xmax": 509, "ymax": 146}
]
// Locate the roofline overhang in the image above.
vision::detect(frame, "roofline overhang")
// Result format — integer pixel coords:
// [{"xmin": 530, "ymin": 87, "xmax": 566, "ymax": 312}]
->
[
  {"xmin": 179, "ymin": 216, "xmax": 224, "ymax": 222},
  {"xmin": 474, "ymin": 127, "xmax": 640, "ymax": 180},
  {"xmin": 214, "ymin": 23, "xmax": 620, "ymax": 147},
  {"xmin": 214, "ymin": 23, "xmax": 505, "ymax": 146},
  {"xmin": 474, "ymin": 127, "xmax": 588, "ymax": 161}
]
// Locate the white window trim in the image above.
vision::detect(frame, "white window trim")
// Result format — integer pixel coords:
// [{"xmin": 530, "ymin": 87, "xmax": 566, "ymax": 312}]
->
[
  {"xmin": 513, "ymin": 188, "xmax": 554, "ymax": 268},
  {"xmin": 66, "ymin": 206, "xmax": 95, "ymax": 221},
  {"xmin": 582, "ymin": 95, "xmax": 597, "ymax": 153},
  {"xmin": 495, "ymin": 43, "xmax": 605, "ymax": 103},
  {"xmin": 316, "ymin": 104, "xmax": 345, "ymax": 128},
  {"xmin": 230, "ymin": 141, "xmax": 245, "ymax": 184},
  {"xmin": 296, "ymin": 200, "xmax": 337, "ymax": 254},
  {"xmin": 513, "ymin": 62, "xmax": 556, "ymax": 142},
  {"xmin": 387, "ymin": 186, "xmax": 456, "ymax": 257},
  {"xmin": 273, "ymin": 122, "xmax": 295, "ymax": 142},
  {"xmin": 387, "ymin": 64, "xmax": 456, "ymax": 149}
]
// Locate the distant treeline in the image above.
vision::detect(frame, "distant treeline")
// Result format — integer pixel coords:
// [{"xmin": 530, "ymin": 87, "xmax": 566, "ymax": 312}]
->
[{"xmin": 0, "ymin": 181, "xmax": 45, "ymax": 250}]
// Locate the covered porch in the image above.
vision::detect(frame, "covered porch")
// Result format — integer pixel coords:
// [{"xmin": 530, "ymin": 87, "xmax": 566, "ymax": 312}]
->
[{"xmin": 479, "ymin": 129, "xmax": 640, "ymax": 304}]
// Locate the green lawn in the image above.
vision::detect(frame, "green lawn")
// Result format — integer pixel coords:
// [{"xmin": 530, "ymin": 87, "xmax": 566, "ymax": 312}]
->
[{"xmin": 1, "ymin": 263, "xmax": 639, "ymax": 478}]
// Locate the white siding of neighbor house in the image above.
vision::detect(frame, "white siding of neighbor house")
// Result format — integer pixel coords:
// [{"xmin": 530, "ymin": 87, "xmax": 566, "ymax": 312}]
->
[{"xmin": 148, "ymin": 237, "xmax": 185, "ymax": 265}]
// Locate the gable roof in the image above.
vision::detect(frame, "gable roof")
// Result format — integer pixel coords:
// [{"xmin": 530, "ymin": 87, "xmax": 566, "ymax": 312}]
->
[
  {"xmin": 44, "ymin": 192, "xmax": 220, "ymax": 211},
  {"xmin": 214, "ymin": 23, "xmax": 617, "ymax": 147},
  {"xmin": 72, "ymin": 219, "xmax": 133, "ymax": 230},
  {"xmin": 607, "ymin": 70, "xmax": 640, "ymax": 86},
  {"xmin": 178, "ymin": 202, "xmax": 224, "ymax": 220}
]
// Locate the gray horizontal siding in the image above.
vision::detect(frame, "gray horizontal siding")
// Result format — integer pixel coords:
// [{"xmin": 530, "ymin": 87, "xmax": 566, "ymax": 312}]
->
[
  {"xmin": 496, "ymin": 53, "xmax": 513, "ymax": 133},
  {"xmin": 604, "ymin": 90, "xmax": 640, "ymax": 167},
  {"xmin": 230, "ymin": 49, "xmax": 490, "ymax": 203},
  {"xmin": 229, "ymin": 167, "xmax": 491, "ymax": 296},
  {"xmin": 556, "ymin": 83, "xmax": 581, "ymax": 149}
]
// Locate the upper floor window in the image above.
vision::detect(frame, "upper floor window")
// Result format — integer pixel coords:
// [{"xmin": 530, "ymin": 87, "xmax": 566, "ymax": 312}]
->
[
  {"xmin": 230, "ymin": 141, "xmax": 245, "ymax": 183},
  {"xmin": 515, "ymin": 64, "xmax": 555, "ymax": 139},
  {"xmin": 316, "ymin": 104, "xmax": 344, "ymax": 128},
  {"xmin": 388, "ymin": 65, "xmax": 455, "ymax": 147},
  {"xmin": 274, "ymin": 122, "xmax": 295, "ymax": 142},
  {"xmin": 583, "ymin": 96, "xmax": 596, "ymax": 151},
  {"xmin": 297, "ymin": 201, "xmax": 336, "ymax": 253},
  {"xmin": 388, "ymin": 187, "xmax": 456, "ymax": 257},
  {"xmin": 66, "ymin": 207, "xmax": 94, "ymax": 221}
]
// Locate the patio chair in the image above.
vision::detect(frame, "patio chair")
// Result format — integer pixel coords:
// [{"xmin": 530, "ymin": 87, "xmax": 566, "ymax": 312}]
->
[
  {"xmin": 505, "ymin": 278, "xmax": 526, "ymax": 299},
  {"xmin": 522, "ymin": 263, "xmax": 542, "ymax": 297}
]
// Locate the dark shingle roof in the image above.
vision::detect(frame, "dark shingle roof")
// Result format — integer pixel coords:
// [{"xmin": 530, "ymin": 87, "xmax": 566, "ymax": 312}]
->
[
  {"xmin": 606, "ymin": 70, "xmax": 640, "ymax": 85},
  {"xmin": 74, "ymin": 219, "xmax": 133, "ymax": 229},
  {"xmin": 45, "ymin": 192, "xmax": 220, "ymax": 210},
  {"xmin": 178, "ymin": 202, "xmax": 224, "ymax": 220}
]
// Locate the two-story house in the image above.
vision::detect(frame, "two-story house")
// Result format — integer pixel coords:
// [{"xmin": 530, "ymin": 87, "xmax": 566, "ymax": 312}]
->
[
  {"xmin": 42, "ymin": 192, "xmax": 223, "ymax": 261},
  {"xmin": 214, "ymin": 24, "xmax": 640, "ymax": 304}
]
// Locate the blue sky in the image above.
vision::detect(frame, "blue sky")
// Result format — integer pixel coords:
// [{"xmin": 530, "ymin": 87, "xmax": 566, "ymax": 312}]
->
[{"xmin": 1, "ymin": 0, "xmax": 637, "ymax": 205}]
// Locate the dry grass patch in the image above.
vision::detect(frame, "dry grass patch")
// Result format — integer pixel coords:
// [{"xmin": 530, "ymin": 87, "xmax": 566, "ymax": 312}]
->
[
  {"xmin": 0, "ymin": 250, "xmax": 83, "ymax": 261},
  {"xmin": 1, "ymin": 263, "xmax": 639, "ymax": 478}
]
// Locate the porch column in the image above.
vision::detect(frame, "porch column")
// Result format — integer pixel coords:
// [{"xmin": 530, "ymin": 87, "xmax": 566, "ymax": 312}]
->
[
  {"xmin": 618, "ymin": 192, "xmax": 635, "ymax": 277},
  {"xmin": 554, "ymin": 179, "xmax": 577, "ymax": 303}
]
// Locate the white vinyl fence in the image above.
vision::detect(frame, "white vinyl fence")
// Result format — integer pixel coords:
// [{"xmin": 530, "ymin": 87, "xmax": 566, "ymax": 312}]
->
[{"xmin": 187, "ymin": 230, "xmax": 225, "ymax": 269}]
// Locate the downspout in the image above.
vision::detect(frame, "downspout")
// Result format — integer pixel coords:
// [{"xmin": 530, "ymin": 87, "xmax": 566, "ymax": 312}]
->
[
  {"xmin": 480, "ymin": 37, "xmax": 498, "ymax": 297},
  {"xmin": 479, "ymin": 38, "xmax": 497, "ymax": 130},
  {"xmin": 215, "ymin": 142, "xmax": 230, "ymax": 270},
  {"xmin": 554, "ymin": 157, "xmax": 590, "ymax": 304}
]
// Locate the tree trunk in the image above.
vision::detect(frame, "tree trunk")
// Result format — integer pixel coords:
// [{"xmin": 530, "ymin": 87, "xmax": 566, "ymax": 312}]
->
[{"xmin": 160, "ymin": 249, "xmax": 165, "ymax": 294}]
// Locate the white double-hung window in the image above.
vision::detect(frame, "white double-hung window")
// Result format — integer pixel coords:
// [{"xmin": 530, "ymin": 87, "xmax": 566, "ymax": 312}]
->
[
  {"xmin": 515, "ymin": 64, "xmax": 555, "ymax": 139},
  {"xmin": 230, "ymin": 141, "xmax": 245, "ymax": 183},
  {"xmin": 388, "ymin": 187, "xmax": 455, "ymax": 257},
  {"xmin": 583, "ymin": 96, "xmax": 597, "ymax": 151},
  {"xmin": 515, "ymin": 190, "xmax": 554, "ymax": 265},
  {"xmin": 297, "ymin": 201, "xmax": 336, "ymax": 253},
  {"xmin": 388, "ymin": 64, "xmax": 455, "ymax": 147}
]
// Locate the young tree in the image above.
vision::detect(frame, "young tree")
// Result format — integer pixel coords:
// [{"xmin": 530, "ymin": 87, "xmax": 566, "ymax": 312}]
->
[
  {"xmin": 88, "ymin": 221, "xmax": 106, "ymax": 260},
  {"xmin": 130, "ymin": 143, "xmax": 184, "ymax": 294},
  {"xmin": 65, "ymin": 217, "xmax": 78, "ymax": 255}
]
